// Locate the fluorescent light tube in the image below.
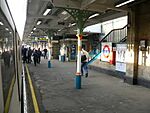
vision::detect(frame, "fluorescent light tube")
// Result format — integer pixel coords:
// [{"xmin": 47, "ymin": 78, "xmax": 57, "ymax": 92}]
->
[
  {"xmin": 5, "ymin": 28, "xmax": 9, "ymax": 31},
  {"xmin": 64, "ymin": 16, "xmax": 69, "ymax": 20},
  {"xmin": 33, "ymin": 27, "xmax": 36, "ymax": 30},
  {"xmin": 71, "ymin": 23, "xmax": 76, "ymax": 26},
  {"xmin": 61, "ymin": 11, "xmax": 67, "ymax": 15},
  {"xmin": 89, "ymin": 13, "xmax": 99, "ymax": 19},
  {"xmin": 43, "ymin": 8, "xmax": 51, "ymax": 16},
  {"xmin": 115, "ymin": 0, "xmax": 135, "ymax": 7},
  {"xmin": 37, "ymin": 21, "xmax": 42, "ymax": 25},
  {"xmin": 0, "ymin": 21, "xmax": 4, "ymax": 25}
]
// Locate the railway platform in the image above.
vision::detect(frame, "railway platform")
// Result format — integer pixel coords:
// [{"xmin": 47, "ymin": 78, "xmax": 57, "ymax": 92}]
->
[{"xmin": 25, "ymin": 58, "xmax": 150, "ymax": 113}]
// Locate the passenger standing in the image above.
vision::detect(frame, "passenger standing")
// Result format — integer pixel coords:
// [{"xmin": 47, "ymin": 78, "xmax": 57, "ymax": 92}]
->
[
  {"xmin": 32, "ymin": 50, "xmax": 38, "ymax": 66},
  {"xmin": 2, "ymin": 50, "xmax": 11, "ymax": 67},
  {"xmin": 37, "ymin": 48, "xmax": 42, "ymax": 63},
  {"xmin": 43, "ymin": 48, "xmax": 48, "ymax": 59},
  {"xmin": 27, "ymin": 47, "xmax": 32, "ymax": 63},
  {"xmin": 81, "ymin": 48, "xmax": 89, "ymax": 77},
  {"xmin": 22, "ymin": 47, "xmax": 27, "ymax": 63}
]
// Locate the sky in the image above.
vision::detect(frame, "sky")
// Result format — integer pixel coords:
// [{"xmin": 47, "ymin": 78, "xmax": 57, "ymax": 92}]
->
[
  {"xmin": 6, "ymin": 0, "xmax": 27, "ymax": 40},
  {"xmin": 84, "ymin": 23, "xmax": 101, "ymax": 33}
]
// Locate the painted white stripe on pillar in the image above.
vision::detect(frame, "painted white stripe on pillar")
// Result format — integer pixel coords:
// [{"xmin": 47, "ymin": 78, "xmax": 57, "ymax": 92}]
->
[{"xmin": 76, "ymin": 36, "xmax": 82, "ymax": 74}]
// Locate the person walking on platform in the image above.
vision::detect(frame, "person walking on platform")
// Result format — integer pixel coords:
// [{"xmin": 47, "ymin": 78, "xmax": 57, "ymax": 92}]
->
[
  {"xmin": 33, "ymin": 50, "xmax": 38, "ymax": 66},
  {"xmin": 43, "ymin": 48, "xmax": 48, "ymax": 59},
  {"xmin": 27, "ymin": 47, "xmax": 33, "ymax": 63},
  {"xmin": 22, "ymin": 47, "xmax": 28, "ymax": 63},
  {"xmin": 81, "ymin": 48, "xmax": 89, "ymax": 77},
  {"xmin": 37, "ymin": 48, "xmax": 42, "ymax": 63}
]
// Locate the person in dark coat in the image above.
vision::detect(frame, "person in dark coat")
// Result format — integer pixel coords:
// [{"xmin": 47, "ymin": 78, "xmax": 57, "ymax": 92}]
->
[
  {"xmin": 43, "ymin": 48, "xmax": 48, "ymax": 59},
  {"xmin": 2, "ymin": 51, "xmax": 11, "ymax": 67},
  {"xmin": 22, "ymin": 47, "xmax": 27, "ymax": 63},
  {"xmin": 37, "ymin": 48, "xmax": 42, "ymax": 63},
  {"xmin": 27, "ymin": 47, "xmax": 33, "ymax": 63},
  {"xmin": 32, "ymin": 50, "xmax": 38, "ymax": 66}
]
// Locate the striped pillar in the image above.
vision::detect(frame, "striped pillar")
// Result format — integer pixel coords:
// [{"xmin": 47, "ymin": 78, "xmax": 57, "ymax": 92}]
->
[
  {"xmin": 76, "ymin": 33, "xmax": 82, "ymax": 89},
  {"xmin": 48, "ymin": 39, "xmax": 52, "ymax": 68}
]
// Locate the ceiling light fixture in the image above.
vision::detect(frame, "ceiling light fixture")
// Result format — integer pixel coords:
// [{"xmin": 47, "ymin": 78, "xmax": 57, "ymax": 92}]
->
[
  {"xmin": 33, "ymin": 27, "xmax": 36, "ymax": 31},
  {"xmin": 0, "ymin": 21, "xmax": 4, "ymax": 25},
  {"xmin": 68, "ymin": 23, "xmax": 76, "ymax": 27},
  {"xmin": 115, "ymin": 0, "xmax": 135, "ymax": 7},
  {"xmin": 64, "ymin": 16, "xmax": 69, "ymax": 20},
  {"xmin": 43, "ymin": 8, "xmax": 51, "ymax": 16},
  {"xmin": 89, "ymin": 13, "xmax": 99, "ymax": 19},
  {"xmin": 71, "ymin": 23, "xmax": 76, "ymax": 26},
  {"xmin": 37, "ymin": 20, "xmax": 42, "ymax": 25},
  {"xmin": 5, "ymin": 28, "xmax": 9, "ymax": 31},
  {"xmin": 61, "ymin": 11, "xmax": 67, "ymax": 15}
]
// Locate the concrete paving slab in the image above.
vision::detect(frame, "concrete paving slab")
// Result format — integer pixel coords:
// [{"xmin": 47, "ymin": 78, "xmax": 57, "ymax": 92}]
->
[{"xmin": 28, "ymin": 58, "xmax": 150, "ymax": 113}]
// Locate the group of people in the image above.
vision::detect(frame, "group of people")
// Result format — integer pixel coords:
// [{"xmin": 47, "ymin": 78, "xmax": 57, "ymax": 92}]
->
[
  {"xmin": 21, "ymin": 46, "xmax": 89, "ymax": 76},
  {"xmin": 1, "ymin": 50, "xmax": 12, "ymax": 67},
  {"xmin": 21, "ymin": 46, "xmax": 48, "ymax": 66}
]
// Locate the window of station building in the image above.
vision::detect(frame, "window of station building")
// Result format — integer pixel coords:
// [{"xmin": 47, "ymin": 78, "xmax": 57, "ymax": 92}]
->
[
  {"xmin": 102, "ymin": 16, "xmax": 127, "ymax": 35},
  {"xmin": 0, "ymin": 10, "xmax": 15, "ymax": 106}
]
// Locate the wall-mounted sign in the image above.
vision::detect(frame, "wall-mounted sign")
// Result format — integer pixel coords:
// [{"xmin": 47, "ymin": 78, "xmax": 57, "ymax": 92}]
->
[
  {"xmin": 101, "ymin": 42, "xmax": 112, "ymax": 62},
  {"xmin": 70, "ymin": 44, "xmax": 76, "ymax": 60},
  {"xmin": 116, "ymin": 44, "xmax": 127, "ymax": 72}
]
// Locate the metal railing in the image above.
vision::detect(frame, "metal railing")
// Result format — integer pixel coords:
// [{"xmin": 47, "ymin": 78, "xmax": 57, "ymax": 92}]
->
[
  {"xmin": 89, "ymin": 25, "xmax": 127, "ymax": 58},
  {"xmin": 100, "ymin": 25, "xmax": 127, "ymax": 43}
]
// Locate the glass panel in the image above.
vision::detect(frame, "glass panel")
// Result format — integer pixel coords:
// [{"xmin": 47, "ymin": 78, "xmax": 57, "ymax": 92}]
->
[{"xmin": 0, "ymin": 10, "xmax": 15, "ymax": 105}]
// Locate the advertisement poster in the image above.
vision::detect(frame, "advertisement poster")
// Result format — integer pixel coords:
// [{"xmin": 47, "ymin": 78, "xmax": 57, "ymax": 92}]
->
[
  {"xmin": 70, "ymin": 44, "xmax": 76, "ymax": 60},
  {"xmin": 101, "ymin": 42, "xmax": 112, "ymax": 62},
  {"xmin": 116, "ymin": 44, "xmax": 127, "ymax": 72}
]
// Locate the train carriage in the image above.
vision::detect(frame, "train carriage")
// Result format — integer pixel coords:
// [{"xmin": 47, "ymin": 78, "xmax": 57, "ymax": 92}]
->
[{"xmin": 0, "ymin": 0, "xmax": 22, "ymax": 113}]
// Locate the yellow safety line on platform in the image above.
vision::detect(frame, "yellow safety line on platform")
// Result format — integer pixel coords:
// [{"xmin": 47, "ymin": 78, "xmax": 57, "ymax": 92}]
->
[
  {"xmin": 4, "ymin": 75, "xmax": 15, "ymax": 113},
  {"xmin": 25, "ymin": 64, "xmax": 40, "ymax": 113}
]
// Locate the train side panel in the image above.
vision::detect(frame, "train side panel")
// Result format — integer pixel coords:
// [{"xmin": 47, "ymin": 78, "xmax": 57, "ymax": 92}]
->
[{"xmin": 0, "ymin": 0, "xmax": 22, "ymax": 113}]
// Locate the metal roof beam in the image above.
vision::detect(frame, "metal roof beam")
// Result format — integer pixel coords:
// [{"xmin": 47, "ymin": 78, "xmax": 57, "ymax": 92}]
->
[
  {"xmin": 51, "ymin": 0, "xmax": 81, "ymax": 9},
  {"xmin": 81, "ymin": 0, "xmax": 96, "ymax": 9},
  {"xmin": 36, "ymin": 24, "xmax": 67, "ymax": 30},
  {"xmin": 28, "ymin": 15, "xmax": 59, "ymax": 20}
]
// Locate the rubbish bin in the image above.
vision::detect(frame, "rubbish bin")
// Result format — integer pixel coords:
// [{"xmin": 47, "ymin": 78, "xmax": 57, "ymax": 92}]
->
[{"xmin": 61, "ymin": 55, "xmax": 65, "ymax": 62}]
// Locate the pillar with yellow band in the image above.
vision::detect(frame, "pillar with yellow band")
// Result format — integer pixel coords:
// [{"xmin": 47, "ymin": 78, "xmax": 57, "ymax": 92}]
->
[
  {"xmin": 78, "ymin": 46, "xmax": 81, "ymax": 51},
  {"xmin": 63, "ymin": 9, "xmax": 93, "ymax": 89},
  {"xmin": 76, "ymin": 33, "xmax": 83, "ymax": 89},
  {"xmin": 76, "ymin": 34, "xmax": 83, "ymax": 40}
]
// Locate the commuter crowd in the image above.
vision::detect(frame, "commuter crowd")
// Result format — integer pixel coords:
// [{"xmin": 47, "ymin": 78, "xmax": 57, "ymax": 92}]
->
[
  {"xmin": 21, "ymin": 45, "xmax": 89, "ymax": 77},
  {"xmin": 21, "ymin": 46, "xmax": 47, "ymax": 66}
]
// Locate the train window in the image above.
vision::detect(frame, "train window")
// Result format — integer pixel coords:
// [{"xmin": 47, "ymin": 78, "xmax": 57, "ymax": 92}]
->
[{"xmin": 0, "ymin": 10, "xmax": 15, "ymax": 106}]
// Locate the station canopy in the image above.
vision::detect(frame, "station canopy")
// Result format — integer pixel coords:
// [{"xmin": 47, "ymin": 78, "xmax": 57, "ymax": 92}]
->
[{"xmin": 23, "ymin": 0, "xmax": 140, "ymax": 43}]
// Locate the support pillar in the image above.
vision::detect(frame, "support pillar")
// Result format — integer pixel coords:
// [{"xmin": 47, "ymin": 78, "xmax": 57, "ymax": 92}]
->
[
  {"xmin": 46, "ymin": 30, "xmax": 53, "ymax": 68},
  {"xmin": 126, "ymin": 7, "xmax": 139, "ymax": 85},
  {"xmin": 76, "ymin": 34, "xmax": 82, "ymax": 89},
  {"xmin": 48, "ymin": 40, "xmax": 52, "ymax": 68},
  {"xmin": 65, "ymin": 9, "xmax": 94, "ymax": 89}
]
